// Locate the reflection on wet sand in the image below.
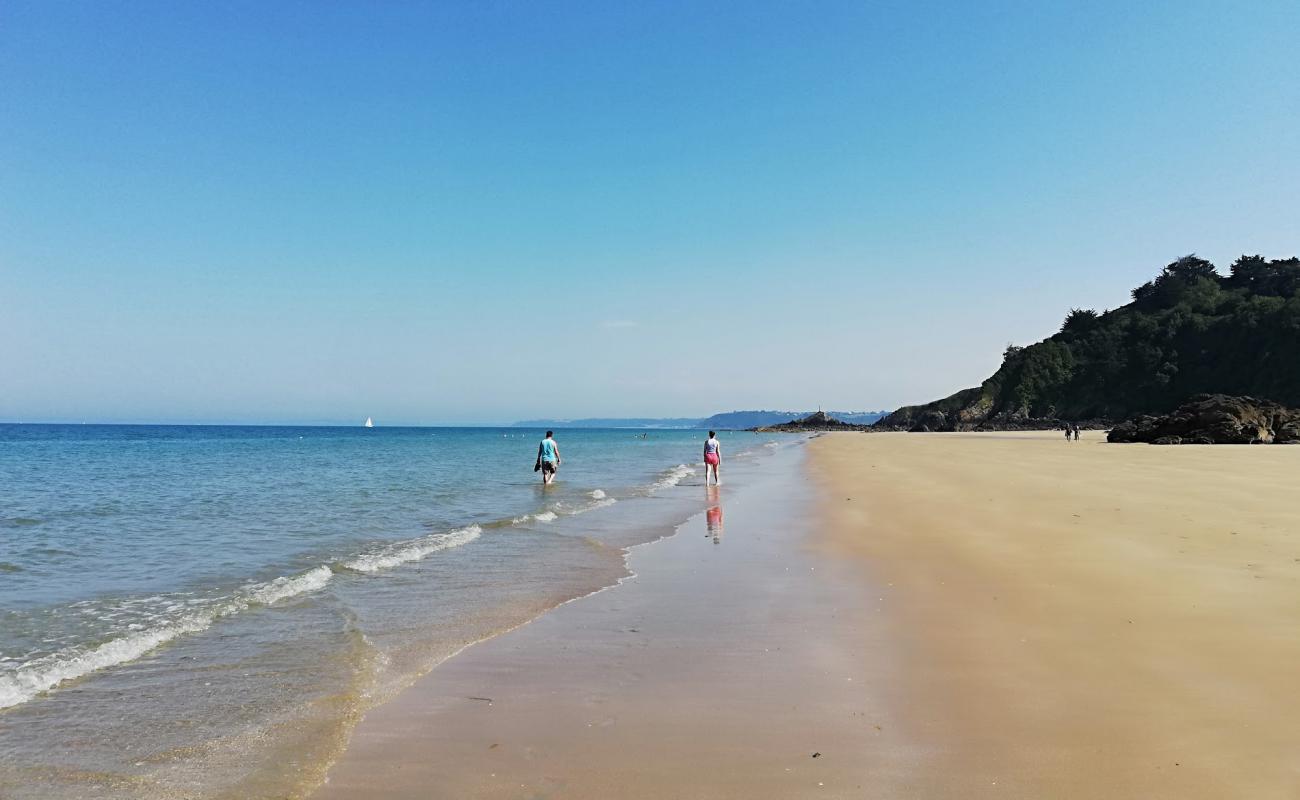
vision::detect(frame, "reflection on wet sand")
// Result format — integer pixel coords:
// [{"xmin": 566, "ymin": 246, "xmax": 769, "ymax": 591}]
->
[{"xmin": 705, "ymin": 485, "xmax": 723, "ymax": 544}]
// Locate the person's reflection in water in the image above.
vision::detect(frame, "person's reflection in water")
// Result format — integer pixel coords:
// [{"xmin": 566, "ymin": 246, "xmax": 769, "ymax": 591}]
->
[{"xmin": 705, "ymin": 485, "xmax": 724, "ymax": 544}]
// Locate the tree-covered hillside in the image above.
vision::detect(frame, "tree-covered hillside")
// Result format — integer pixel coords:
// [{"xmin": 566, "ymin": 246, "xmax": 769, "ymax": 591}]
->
[{"xmin": 878, "ymin": 255, "xmax": 1300, "ymax": 430}]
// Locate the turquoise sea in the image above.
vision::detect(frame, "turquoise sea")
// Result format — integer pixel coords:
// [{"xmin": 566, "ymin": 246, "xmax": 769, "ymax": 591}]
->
[{"xmin": 0, "ymin": 424, "xmax": 794, "ymax": 798}]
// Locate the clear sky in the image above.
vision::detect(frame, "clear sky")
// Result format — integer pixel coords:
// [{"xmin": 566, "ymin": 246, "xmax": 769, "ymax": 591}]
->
[{"xmin": 2, "ymin": 1, "xmax": 1297, "ymax": 424}]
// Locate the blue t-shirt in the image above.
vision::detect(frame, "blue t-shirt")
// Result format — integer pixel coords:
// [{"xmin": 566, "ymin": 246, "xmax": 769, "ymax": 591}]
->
[{"xmin": 540, "ymin": 438, "xmax": 558, "ymax": 463}]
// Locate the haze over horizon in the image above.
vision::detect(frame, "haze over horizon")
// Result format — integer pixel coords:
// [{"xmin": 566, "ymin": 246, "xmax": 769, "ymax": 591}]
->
[{"xmin": 3, "ymin": 2, "xmax": 1298, "ymax": 425}]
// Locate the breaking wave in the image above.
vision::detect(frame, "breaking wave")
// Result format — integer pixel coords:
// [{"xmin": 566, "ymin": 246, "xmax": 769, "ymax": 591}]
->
[
  {"xmin": 651, "ymin": 464, "xmax": 696, "ymax": 491},
  {"xmin": 0, "ymin": 564, "xmax": 336, "ymax": 711},
  {"xmin": 1, "ymin": 526, "xmax": 485, "ymax": 711},
  {"xmin": 340, "ymin": 526, "xmax": 481, "ymax": 574}
]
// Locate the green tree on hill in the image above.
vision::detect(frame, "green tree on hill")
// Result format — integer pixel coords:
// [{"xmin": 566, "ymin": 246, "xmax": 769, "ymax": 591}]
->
[{"xmin": 879, "ymin": 254, "xmax": 1300, "ymax": 429}]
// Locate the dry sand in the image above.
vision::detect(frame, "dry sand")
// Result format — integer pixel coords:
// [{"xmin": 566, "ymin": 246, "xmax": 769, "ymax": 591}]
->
[
  {"xmin": 814, "ymin": 430, "xmax": 1300, "ymax": 799},
  {"xmin": 314, "ymin": 432, "xmax": 1300, "ymax": 799}
]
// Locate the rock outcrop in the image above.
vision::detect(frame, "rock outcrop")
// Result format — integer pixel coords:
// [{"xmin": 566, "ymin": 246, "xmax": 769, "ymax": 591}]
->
[
  {"xmin": 875, "ymin": 390, "xmax": 1109, "ymax": 432},
  {"xmin": 1107, "ymin": 394, "xmax": 1300, "ymax": 444},
  {"xmin": 751, "ymin": 411, "xmax": 870, "ymax": 432},
  {"xmin": 873, "ymin": 388, "xmax": 1113, "ymax": 432}
]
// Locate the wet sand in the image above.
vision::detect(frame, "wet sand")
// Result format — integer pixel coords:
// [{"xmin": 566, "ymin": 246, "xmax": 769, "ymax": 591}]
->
[
  {"xmin": 314, "ymin": 432, "xmax": 1300, "ymax": 799},
  {"xmin": 313, "ymin": 446, "xmax": 909, "ymax": 799},
  {"xmin": 814, "ymin": 431, "xmax": 1300, "ymax": 799}
]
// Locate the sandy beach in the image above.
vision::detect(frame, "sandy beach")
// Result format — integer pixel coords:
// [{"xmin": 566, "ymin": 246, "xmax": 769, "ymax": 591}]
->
[
  {"xmin": 314, "ymin": 432, "xmax": 1300, "ymax": 799},
  {"xmin": 814, "ymin": 431, "xmax": 1300, "ymax": 799}
]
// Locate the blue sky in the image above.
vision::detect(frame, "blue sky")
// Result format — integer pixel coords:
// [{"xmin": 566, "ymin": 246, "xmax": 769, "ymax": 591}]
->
[{"xmin": 2, "ymin": 1, "xmax": 1297, "ymax": 424}]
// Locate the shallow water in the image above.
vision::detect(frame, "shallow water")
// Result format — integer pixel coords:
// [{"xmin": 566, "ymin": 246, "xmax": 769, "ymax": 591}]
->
[{"xmin": 0, "ymin": 424, "xmax": 793, "ymax": 798}]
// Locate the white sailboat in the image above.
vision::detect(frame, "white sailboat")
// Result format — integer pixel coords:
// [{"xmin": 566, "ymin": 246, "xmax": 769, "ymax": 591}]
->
[{"xmin": 364, "ymin": 417, "xmax": 374, "ymax": 428}]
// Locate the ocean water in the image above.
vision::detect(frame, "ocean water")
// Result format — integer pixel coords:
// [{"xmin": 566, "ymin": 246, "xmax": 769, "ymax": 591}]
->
[{"xmin": 0, "ymin": 424, "xmax": 794, "ymax": 798}]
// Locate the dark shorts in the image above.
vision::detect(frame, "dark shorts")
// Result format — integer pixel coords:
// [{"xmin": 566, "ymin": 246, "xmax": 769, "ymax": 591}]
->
[{"xmin": 542, "ymin": 460, "xmax": 557, "ymax": 474}]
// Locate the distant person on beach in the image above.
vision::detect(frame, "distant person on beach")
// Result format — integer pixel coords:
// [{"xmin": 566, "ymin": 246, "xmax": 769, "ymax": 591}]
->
[
  {"xmin": 1065, "ymin": 425, "xmax": 1073, "ymax": 442},
  {"xmin": 535, "ymin": 431, "xmax": 561, "ymax": 485},
  {"xmin": 1073, "ymin": 425, "xmax": 1081, "ymax": 441},
  {"xmin": 703, "ymin": 431, "xmax": 722, "ymax": 485}
]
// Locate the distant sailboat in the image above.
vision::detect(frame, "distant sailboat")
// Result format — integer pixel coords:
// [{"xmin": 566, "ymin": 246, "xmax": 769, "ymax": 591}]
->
[{"xmin": 364, "ymin": 417, "xmax": 374, "ymax": 428}]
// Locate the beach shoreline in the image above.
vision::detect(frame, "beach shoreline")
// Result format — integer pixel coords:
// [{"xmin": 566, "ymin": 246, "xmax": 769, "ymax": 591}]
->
[
  {"xmin": 310, "ymin": 430, "xmax": 1300, "ymax": 799},
  {"xmin": 0, "ymin": 428, "xmax": 772, "ymax": 800},
  {"xmin": 311, "ymin": 440, "xmax": 905, "ymax": 799}
]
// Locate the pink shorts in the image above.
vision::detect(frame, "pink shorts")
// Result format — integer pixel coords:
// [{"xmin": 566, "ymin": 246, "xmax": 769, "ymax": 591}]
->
[{"xmin": 704, "ymin": 452, "xmax": 719, "ymax": 465}]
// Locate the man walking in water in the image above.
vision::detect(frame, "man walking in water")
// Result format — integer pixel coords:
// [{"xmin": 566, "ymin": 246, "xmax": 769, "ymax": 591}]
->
[
  {"xmin": 535, "ymin": 431, "xmax": 561, "ymax": 485},
  {"xmin": 703, "ymin": 431, "xmax": 722, "ymax": 486}
]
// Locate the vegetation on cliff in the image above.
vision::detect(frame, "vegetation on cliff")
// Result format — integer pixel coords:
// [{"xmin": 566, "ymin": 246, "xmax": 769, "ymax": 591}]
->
[{"xmin": 878, "ymin": 255, "xmax": 1300, "ymax": 430}]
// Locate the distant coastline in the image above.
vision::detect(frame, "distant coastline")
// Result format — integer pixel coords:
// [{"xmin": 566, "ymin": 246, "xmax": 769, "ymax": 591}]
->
[{"xmin": 512, "ymin": 410, "xmax": 889, "ymax": 430}]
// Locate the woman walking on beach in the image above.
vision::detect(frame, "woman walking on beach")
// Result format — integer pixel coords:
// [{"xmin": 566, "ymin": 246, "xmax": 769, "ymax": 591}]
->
[
  {"xmin": 535, "ymin": 431, "xmax": 561, "ymax": 485},
  {"xmin": 703, "ymin": 431, "xmax": 721, "ymax": 486}
]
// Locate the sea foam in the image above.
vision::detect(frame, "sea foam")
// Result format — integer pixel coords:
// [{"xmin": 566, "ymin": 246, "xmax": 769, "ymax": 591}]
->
[
  {"xmin": 247, "ymin": 565, "xmax": 333, "ymax": 605},
  {"xmin": 1, "ymin": 522, "xmax": 487, "ymax": 710},
  {"xmin": 651, "ymin": 464, "xmax": 696, "ymax": 491},
  {"xmin": 570, "ymin": 496, "xmax": 617, "ymax": 515},
  {"xmin": 0, "ymin": 564, "xmax": 336, "ymax": 711},
  {"xmin": 341, "ymin": 526, "xmax": 481, "ymax": 574}
]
